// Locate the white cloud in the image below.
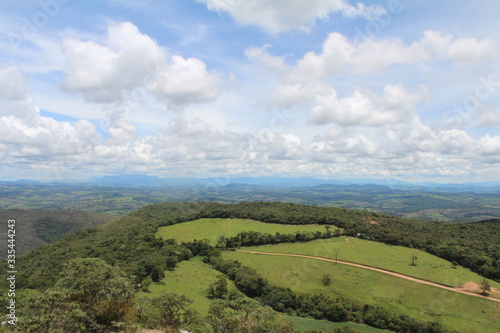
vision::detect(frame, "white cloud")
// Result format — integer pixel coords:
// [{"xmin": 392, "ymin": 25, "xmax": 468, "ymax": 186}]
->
[
  {"xmin": 387, "ymin": 120, "xmax": 475, "ymax": 156},
  {"xmin": 254, "ymin": 132, "xmax": 303, "ymax": 160},
  {"xmin": 311, "ymin": 133, "xmax": 379, "ymax": 160},
  {"xmin": 245, "ymin": 44, "xmax": 288, "ymax": 72},
  {"xmin": 308, "ymin": 84, "xmax": 422, "ymax": 126},
  {"xmin": 265, "ymin": 82, "xmax": 330, "ymax": 109},
  {"xmin": 478, "ymin": 135, "xmax": 500, "ymax": 156},
  {"xmin": 473, "ymin": 106, "xmax": 500, "ymax": 127},
  {"xmin": 62, "ymin": 21, "xmax": 221, "ymax": 108},
  {"xmin": 0, "ymin": 64, "xmax": 40, "ymax": 125},
  {"xmin": 198, "ymin": 0, "xmax": 386, "ymax": 34},
  {"xmin": 0, "ymin": 64, "xmax": 29, "ymax": 100},
  {"xmin": 285, "ymin": 30, "xmax": 497, "ymax": 81},
  {"xmin": 62, "ymin": 22, "xmax": 165, "ymax": 103},
  {"xmin": 147, "ymin": 55, "xmax": 221, "ymax": 109},
  {"xmin": 415, "ymin": 30, "xmax": 497, "ymax": 65}
]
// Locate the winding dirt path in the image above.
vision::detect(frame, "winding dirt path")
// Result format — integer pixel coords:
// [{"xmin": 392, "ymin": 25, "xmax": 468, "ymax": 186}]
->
[{"xmin": 236, "ymin": 250, "xmax": 500, "ymax": 303}]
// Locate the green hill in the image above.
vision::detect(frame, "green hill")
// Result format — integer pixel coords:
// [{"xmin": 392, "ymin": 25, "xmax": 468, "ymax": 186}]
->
[
  {"xmin": 5, "ymin": 201, "xmax": 499, "ymax": 332},
  {"xmin": 222, "ymin": 250, "xmax": 499, "ymax": 333},
  {"xmin": 238, "ymin": 238, "xmax": 500, "ymax": 288}
]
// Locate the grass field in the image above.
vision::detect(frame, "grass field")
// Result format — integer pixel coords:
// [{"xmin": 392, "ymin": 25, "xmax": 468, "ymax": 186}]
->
[
  {"xmin": 137, "ymin": 257, "xmax": 386, "ymax": 331},
  {"xmin": 239, "ymin": 238, "xmax": 500, "ymax": 289},
  {"xmin": 286, "ymin": 316, "xmax": 389, "ymax": 332},
  {"xmin": 222, "ymin": 251, "xmax": 500, "ymax": 333},
  {"xmin": 156, "ymin": 218, "xmax": 339, "ymax": 245},
  {"xmin": 137, "ymin": 257, "xmax": 229, "ymax": 315}
]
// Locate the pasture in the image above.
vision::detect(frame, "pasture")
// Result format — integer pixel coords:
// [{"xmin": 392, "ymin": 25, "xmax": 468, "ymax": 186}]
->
[
  {"xmin": 137, "ymin": 257, "xmax": 385, "ymax": 331},
  {"xmin": 239, "ymin": 238, "xmax": 500, "ymax": 289},
  {"xmin": 223, "ymin": 251, "xmax": 500, "ymax": 333},
  {"xmin": 137, "ymin": 257, "xmax": 228, "ymax": 315},
  {"xmin": 156, "ymin": 218, "xmax": 338, "ymax": 244}
]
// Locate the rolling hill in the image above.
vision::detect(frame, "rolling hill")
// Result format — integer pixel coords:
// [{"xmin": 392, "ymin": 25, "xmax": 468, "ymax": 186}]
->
[{"xmin": 3, "ymin": 202, "xmax": 499, "ymax": 332}]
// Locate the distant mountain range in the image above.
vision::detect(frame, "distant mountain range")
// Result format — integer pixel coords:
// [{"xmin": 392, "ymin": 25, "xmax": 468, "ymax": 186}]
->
[{"xmin": 4, "ymin": 174, "xmax": 500, "ymax": 193}]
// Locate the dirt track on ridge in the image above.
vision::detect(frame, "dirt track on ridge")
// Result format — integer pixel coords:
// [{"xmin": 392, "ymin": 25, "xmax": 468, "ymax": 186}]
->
[{"xmin": 236, "ymin": 250, "xmax": 500, "ymax": 303}]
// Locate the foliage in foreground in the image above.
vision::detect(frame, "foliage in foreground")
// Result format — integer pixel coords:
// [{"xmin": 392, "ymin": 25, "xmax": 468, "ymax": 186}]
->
[{"xmin": 17, "ymin": 258, "xmax": 135, "ymax": 333}]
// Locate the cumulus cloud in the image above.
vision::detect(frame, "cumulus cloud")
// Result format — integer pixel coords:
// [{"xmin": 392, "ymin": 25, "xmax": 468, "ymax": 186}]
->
[
  {"xmin": 245, "ymin": 44, "xmax": 288, "ymax": 73},
  {"xmin": 198, "ymin": 0, "xmax": 386, "ymax": 33},
  {"xmin": 478, "ymin": 135, "xmax": 500, "ymax": 156},
  {"xmin": 62, "ymin": 22, "xmax": 165, "ymax": 103},
  {"xmin": 283, "ymin": 30, "xmax": 497, "ymax": 81},
  {"xmin": 308, "ymin": 84, "xmax": 423, "ymax": 126},
  {"xmin": 473, "ymin": 107, "xmax": 500, "ymax": 127},
  {"xmin": 384, "ymin": 119, "xmax": 476, "ymax": 157},
  {"xmin": 0, "ymin": 65, "xmax": 101, "ymax": 167},
  {"xmin": 265, "ymin": 82, "xmax": 330, "ymax": 109},
  {"xmin": 254, "ymin": 132, "xmax": 303, "ymax": 160},
  {"xmin": 414, "ymin": 30, "xmax": 497, "ymax": 65},
  {"xmin": 311, "ymin": 133, "xmax": 379, "ymax": 161},
  {"xmin": 62, "ymin": 22, "xmax": 221, "ymax": 108},
  {"xmin": 0, "ymin": 64, "xmax": 40, "ymax": 126},
  {"xmin": 147, "ymin": 55, "xmax": 221, "ymax": 109}
]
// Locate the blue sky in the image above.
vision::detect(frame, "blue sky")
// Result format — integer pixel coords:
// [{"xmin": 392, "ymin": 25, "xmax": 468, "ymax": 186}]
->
[{"xmin": 0, "ymin": 0, "xmax": 499, "ymax": 182}]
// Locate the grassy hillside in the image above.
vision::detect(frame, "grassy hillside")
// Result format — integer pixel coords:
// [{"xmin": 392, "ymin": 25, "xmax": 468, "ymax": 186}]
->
[
  {"xmin": 222, "ymin": 251, "xmax": 500, "ymax": 333},
  {"xmin": 286, "ymin": 316, "xmax": 392, "ymax": 332},
  {"xmin": 139, "ymin": 257, "xmax": 389, "ymax": 332},
  {"xmin": 0, "ymin": 209, "xmax": 115, "ymax": 258},
  {"xmin": 10, "ymin": 202, "xmax": 500, "ymax": 289},
  {"xmin": 138, "ymin": 257, "xmax": 228, "ymax": 315},
  {"xmin": 239, "ymin": 238, "xmax": 500, "ymax": 289},
  {"xmin": 156, "ymin": 218, "xmax": 339, "ymax": 245}
]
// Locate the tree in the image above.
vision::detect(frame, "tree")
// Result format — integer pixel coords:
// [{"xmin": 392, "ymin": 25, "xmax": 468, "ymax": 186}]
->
[
  {"xmin": 206, "ymin": 298, "xmax": 290, "ymax": 333},
  {"xmin": 208, "ymin": 276, "xmax": 229, "ymax": 299},
  {"xmin": 139, "ymin": 253, "xmax": 166, "ymax": 282},
  {"xmin": 55, "ymin": 258, "xmax": 135, "ymax": 329},
  {"xmin": 333, "ymin": 325, "xmax": 361, "ymax": 333},
  {"xmin": 139, "ymin": 292, "xmax": 196, "ymax": 329},
  {"xmin": 325, "ymin": 226, "xmax": 332, "ymax": 238},
  {"xmin": 410, "ymin": 253, "xmax": 418, "ymax": 266},
  {"xmin": 322, "ymin": 274, "xmax": 333, "ymax": 286},
  {"xmin": 216, "ymin": 235, "xmax": 228, "ymax": 248},
  {"xmin": 20, "ymin": 258, "xmax": 134, "ymax": 333},
  {"xmin": 18, "ymin": 289, "xmax": 86, "ymax": 333},
  {"xmin": 480, "ymin": 278, "xmax": 491, "ymax": 296}
]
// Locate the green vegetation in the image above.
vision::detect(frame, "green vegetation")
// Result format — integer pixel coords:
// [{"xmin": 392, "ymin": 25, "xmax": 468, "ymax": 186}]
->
[
  {"xmin": 240, "ymin": 238, "xmax": 500, "ymax": 289},
  {"xmin": 3, "ymin": 201, "xmax": 499, "ymax": 332},
  {"xmin": 286, "ymin": 316, "xmax": 388, "ymax": 332},
  {"xmin": 17, "ymin": 258, "xmax": 135, "ymax": 333},
  {"xmin": 138, "ymin": 257, "xmax": 231, "ymax": 315},
  {"xmin": 0, "ymin": 209, "xmax": 115, "ymax": 258},
  {"xmin": 206, "ymin": 254, "xmax": 454, "ymax": 333},
  {"xmin": 156, "ymin": 218, "xmax": 337, "ymax": 245},
  {"xmin": 219, "ymin": 252, "xmax": 499, "ymax": 333}
]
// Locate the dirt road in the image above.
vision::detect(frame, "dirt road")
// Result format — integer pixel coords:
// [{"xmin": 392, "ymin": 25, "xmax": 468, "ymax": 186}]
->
[{"xmin": 236, "ymin": 250, "xmax": 500, "ymax": 303}]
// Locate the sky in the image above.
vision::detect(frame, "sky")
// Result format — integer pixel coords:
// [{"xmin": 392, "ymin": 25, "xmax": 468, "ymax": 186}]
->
[{"xmin": 0, "ymin": 0, "xmax": 499, "ymax": 182}]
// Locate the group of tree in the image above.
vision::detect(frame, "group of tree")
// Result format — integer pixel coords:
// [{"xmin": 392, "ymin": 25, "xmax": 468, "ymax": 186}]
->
[
  {"xmin": 6, "ymin": 258, "xmax": 316, "ymax": 333},
  {"xmin": 216, "ymin": 227, "xmax": 341, "ymax": 249}
]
